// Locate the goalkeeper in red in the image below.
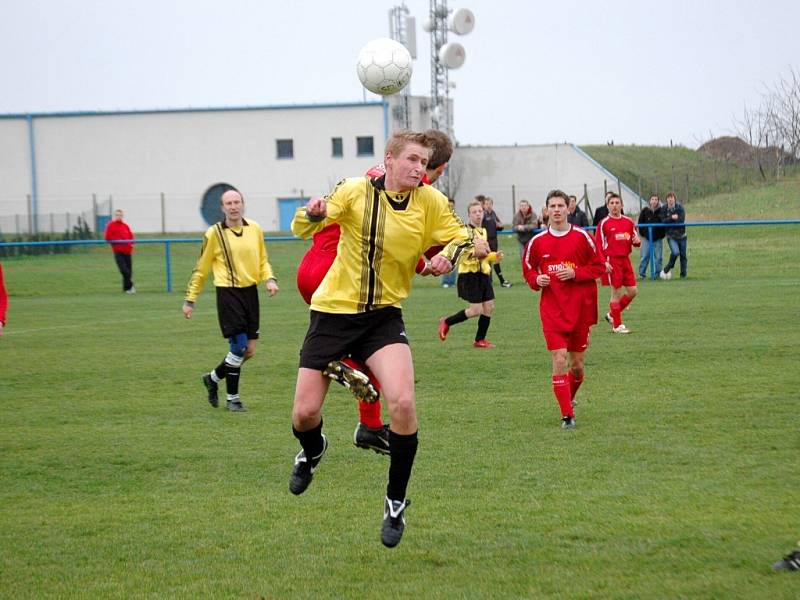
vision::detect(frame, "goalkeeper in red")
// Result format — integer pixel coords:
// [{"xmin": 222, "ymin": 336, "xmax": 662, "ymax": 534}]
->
[
  {"xmin": 522, "ymin": 190, "xmax": 605, "ymax": 428},
  {"xmin": 595, "ymin": 192, "xmax": 640, "ymax": 334}
]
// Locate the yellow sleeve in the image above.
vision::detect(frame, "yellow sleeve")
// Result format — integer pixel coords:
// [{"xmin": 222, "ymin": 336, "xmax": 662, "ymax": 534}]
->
[
  {"xmin": 184, "ymin": 229, "xmax": 217, "ymax": 303},
  {"xmin": 259, "ymin": 225, "xmax": 276, "ymax": 282},
  {"xmin": 291, "ymin": 179, "xmax": 351, "ymax": 239},
  {"xmin": 426, "ymin": 191, "xmax": 473, "ymax": 264}
]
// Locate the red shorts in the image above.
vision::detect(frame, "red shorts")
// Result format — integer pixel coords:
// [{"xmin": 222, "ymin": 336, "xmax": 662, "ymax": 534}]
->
[
  {"xmin": 296, "ymin": 249, "xmax": 335, "ymax": 305},
  {"xmin": 543, "ymin": 327, "xmax": 591, "ymax": 352},
  {"xmin": 608, "ymin": 256, "xmax": 636, "ymax": 288}
]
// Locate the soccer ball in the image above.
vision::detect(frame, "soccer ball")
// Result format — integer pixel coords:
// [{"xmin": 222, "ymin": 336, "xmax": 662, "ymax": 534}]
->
[
  {"xmin": 356, "ymin": 38, "xmax": 413, "ymax": 96},
  {"xmin": 659, "ymin": 270, "xmax": 672, "ymax": 280}
]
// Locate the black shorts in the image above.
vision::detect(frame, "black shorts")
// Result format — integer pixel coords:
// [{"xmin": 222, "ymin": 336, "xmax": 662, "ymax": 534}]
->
[
  {"xmin": 488, "ymin": 238, "xmax": 499, "ymax": 252},
  {"xmin": 457, "ymin": 272, "xmax": 495, "ymax": 304},
  {"xmin": 299, "ymin": 307, "xmax": 409, "ymax": 370},
  {"xmin": 216, "ymin": 285, "xmax": 260, "ymax": 339}
]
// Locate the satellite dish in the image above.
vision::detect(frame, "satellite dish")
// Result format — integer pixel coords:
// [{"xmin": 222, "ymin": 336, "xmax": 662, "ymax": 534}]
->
[
  {"xmin": 449, "ymin": 8, "xmax": 475, "ymax": 35},
  {"xmin": 421, "ymin": 18, "xmax": 433, "ymax": 32},
  {"xmin": 438, "ymin": 42, "xmax": 466, "ymax": 69}
]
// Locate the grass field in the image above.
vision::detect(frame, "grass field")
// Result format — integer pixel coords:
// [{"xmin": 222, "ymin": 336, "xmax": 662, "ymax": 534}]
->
[{"xmin": 1, "ymin": 214, "xmax": 799, "ymax": 597}]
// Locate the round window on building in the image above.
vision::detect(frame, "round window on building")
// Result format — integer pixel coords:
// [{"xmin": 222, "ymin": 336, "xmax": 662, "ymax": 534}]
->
[{"xmin": 201, "ymin": 182, "xmax": 238, "ymax": 226}]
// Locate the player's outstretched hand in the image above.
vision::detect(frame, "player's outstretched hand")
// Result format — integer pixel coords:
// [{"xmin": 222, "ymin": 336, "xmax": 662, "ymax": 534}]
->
[
  {"xmin": 266, "ymin": 279, "xmax": 279, "ymax": 297},
  {"xmin": 496, "ymin": 250, "xmax": 504, "ymax": 262},
  {"xmin": 182, "ymin": 302, "xmax": 194, "ymax": 319}
]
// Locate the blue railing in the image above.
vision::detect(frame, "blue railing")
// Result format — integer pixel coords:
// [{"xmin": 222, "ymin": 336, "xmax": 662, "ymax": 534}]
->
[{"xmin": 1, "ymin": 220, "xmax": 798, "ymax": 289}]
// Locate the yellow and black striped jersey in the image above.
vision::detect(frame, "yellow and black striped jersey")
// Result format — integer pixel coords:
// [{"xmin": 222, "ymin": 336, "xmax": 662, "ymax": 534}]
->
[
  {"xmin": 184, "ymin": 219, "xmax": 275, "ymax": 303},
  {"xmin": 457, "ymin": 225, "xmax": 500, "ymax": 275},
  {"xmin": 292, "ymin": 176, "xmax": 473, "ymax": 313}
]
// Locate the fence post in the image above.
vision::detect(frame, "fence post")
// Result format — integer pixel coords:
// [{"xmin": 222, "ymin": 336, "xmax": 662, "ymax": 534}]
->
[
  {"xmin": 15, "ymin": 214, "xmax": 20, "ymax": 235},
  {"xmin": 27, "ymin": 194, "xmax": 33, "ymax": 235},
  {"xmin": 671, "ymin": 165, "xmax": 676, "ymax": 191},
  {"xmin": 165, "ymin": 240, "xmax": 172, "ymax": 293},
  {"xmin": 685, "ymin": 174, "xmax": 690, "ymax": 203},
  {"xmin": 583, "ymin": 183, "xmax": 590, "ymax": 215},
  {"xmin": 161, "ymin": 192, "xmax": 166, "ymax": 234},
  {"xmin": 511, "ymin": 184, "xmax": 516, "ymax": 215},
  {"xmin": 50, "ymin": 213, "xmax": 54, "ymax": 234},
  {"xmin": 92, "ymin": 194, "xmax": 98, "ymax": 238}
]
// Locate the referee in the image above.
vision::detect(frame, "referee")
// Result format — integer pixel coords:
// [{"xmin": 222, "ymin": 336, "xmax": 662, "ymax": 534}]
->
[{"xmin": 182, "ymin": 189, "xmax": 279, "ymax": 412}]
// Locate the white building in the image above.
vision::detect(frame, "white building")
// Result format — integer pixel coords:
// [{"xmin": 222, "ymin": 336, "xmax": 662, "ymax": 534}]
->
[{"xmin": 0, "ymin": 98, "xmax": 637, "ymax": 235}]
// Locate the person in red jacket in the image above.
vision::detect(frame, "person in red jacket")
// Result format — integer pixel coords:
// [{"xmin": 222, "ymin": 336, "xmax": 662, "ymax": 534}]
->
[
  {"xmin": 522, "ymin": 190, "xmax": 605, "ymax": 428},
  {"xmin": 0, "ymin": 263, "xmax": 8, "ymax": 337},
  {"xmin": 103, "ymin": 209, "xmax": 136, "ymax": 293},
  {"xmin": 595, "ymin": 193, "xmax": 640, "ymax": 334}
]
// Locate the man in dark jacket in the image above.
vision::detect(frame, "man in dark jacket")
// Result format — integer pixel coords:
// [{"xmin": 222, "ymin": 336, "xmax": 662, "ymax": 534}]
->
[
  {"xmin": 567, "ymin": 195, "xmax": 590, "ymax": 227},
  {"xmin": 637, "ymin": 194, "xmax": 665, "ymax": 279},
  {"xmin": 660, "ymin": 192, "xmax": 687, "ymax": 279}
]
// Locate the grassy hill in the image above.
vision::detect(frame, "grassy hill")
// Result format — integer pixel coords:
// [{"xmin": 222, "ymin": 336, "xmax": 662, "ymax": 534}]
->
[{"xmin": 581, "ymin": 144, "xmax": 797, "ymax": 203}]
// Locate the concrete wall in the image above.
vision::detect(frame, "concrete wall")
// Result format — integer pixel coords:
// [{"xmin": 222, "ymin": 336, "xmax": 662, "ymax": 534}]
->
[
  {"xmin": 0, "ymin": 119, "xmax": 32, "ymax": 220},
  {"xmin": 448, "ymin": 144, "xmax": 640, "ymax": 224}
]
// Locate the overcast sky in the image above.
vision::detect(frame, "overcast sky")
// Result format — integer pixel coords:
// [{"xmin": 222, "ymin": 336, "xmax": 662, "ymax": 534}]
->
[{"xmin": 1, "ymin": 0, "xmax": 797, "ymax": 148}]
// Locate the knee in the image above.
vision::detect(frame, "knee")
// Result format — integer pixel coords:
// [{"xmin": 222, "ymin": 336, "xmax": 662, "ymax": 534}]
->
[
  {"xmin": 386, "ymin": 390, "xmax": 416, "ymax": 421},
  {"xmin": 484, "ymin": 301, "xmax": 495, "ymax": 316},
  {"xmin": 244, "ymin": 346, "xmax": 256, "ymax": 361},
  {"xmin": 292, "ymin": 400, "xmax": 321, "ymax": 428},
  {"xmin": 628, "ymin": 287, "xmax": 638, "ymax": 299},
  {"xmin": 570, "ymin": 364, "xmax": 584, "ymax": 379},
  {"xmin": 552, "ymin": 353, "xmax": 569, "ymax": 373}
]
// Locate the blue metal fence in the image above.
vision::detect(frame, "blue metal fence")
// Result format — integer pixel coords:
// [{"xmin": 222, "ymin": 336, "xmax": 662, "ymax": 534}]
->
[{"xmin": 1, "ymin": 220, "xmax": 798, "ymax": 290}]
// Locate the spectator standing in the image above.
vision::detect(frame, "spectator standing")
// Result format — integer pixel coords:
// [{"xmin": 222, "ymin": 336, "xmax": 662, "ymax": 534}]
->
[
  {"xmin": 182, "ymin": 189, "xmax": 279, "ymax": 412},
  {"xmin": 103, "ymin": 209, "xmax": 135, "ymax": 293},
  {"xmin": 481, "ymin": 196, "xmax": 512, "ymax": 287},
  {"xmin": 567, "ymin": 195, "xmax": 590, "ymax": 227},
  {"xmin": 637, "ymin": 194, "xmax": 665, "ymax": 279},
  {"xmin": 512, "ymin": 199, "xmax": 538, "ymax": 257},
  {"xmin": 522, "ymin": 190, "xmax": 605, "ymax": 428},
  {"xmin": 0, "ymin": 263, "xmax": 7, "ymax": 337},
  {"xmin": 660, "ymin": 192, "xmax": 688, "ymax": 279},
  {"xmin": 539, "ymin": 204, "xmax": 550, "ymax": 228}
]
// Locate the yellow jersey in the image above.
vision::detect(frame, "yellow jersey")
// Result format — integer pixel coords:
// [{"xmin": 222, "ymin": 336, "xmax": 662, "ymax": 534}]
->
[
  {"xmin": 292, "ymin": 177, "xmax": 473, "ymax": 313},
  {"xmin": 457, "ymin": 225, "xmax": 500, "ymax": 275},
  {"xmin": 185, "ymin": 219, "xmax": 275, "ymax": 303}
]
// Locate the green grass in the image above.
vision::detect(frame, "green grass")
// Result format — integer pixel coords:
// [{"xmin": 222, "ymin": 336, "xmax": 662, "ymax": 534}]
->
[
  {"xmin": 581, "ymin": 144, "xmax": 800, "ymax": 203},
  {"xmin": 1, "ymin": 210, "xmax": 799, "ymax": 597}
]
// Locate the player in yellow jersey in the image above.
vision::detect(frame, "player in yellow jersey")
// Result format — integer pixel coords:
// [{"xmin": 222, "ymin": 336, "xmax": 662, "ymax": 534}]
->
[
  {"xmin": 438, "ymin": 199, "xmax": 503, "ymax": 348},
  {"xmin": 288, "ymin": 130, "xmax": 474, "ymax": 548},
  {"xmin": 182, "ymin": 189, "xmax": 279, "ymax": 412}
]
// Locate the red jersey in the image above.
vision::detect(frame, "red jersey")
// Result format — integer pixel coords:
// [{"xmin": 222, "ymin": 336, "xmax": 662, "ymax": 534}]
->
[
  {"xmin": 595, "ymin": 215, "xmax": 639, "ymax": 259},
  {"xmin": 104, "ymin": 220, "xmax": 134, "ymax": 254},
  {"xmin": 522, "ymin": 226, "xmax": 605, "ymax": 331},
  {"xmin": 0, "ymin": 263, "xmax": 7, "ymax": 325}
]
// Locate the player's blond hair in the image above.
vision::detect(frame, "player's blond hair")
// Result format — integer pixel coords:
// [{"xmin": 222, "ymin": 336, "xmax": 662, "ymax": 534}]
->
[{"xmin": 385, "ymin": 130, "xmax": 433, "ymax": 160}]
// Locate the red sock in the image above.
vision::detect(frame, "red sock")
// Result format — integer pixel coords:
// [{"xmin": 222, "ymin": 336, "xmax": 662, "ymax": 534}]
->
[
  {"xmin": 567, "ymin": 371, "xmax": 584, "ymax": 400},
  {"xmin": 619, "ymin": 294, "xmax": 632, "ymax": 312},
  {"xmin": 552, "ymin": 374, "xmax": 574, "ymax": 418},
  {"xmin": 359, "ymin": 398, "xmax": 383, "ymax": 429},
  {"xmin": 610, "ymin": 301, "xmax": 622, "ymax": 327}
]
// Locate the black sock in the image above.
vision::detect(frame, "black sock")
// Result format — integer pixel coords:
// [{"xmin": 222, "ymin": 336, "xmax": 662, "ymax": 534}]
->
[
  {"xmin": 387, "ymin": 430, "xmax": 418, "ymax": 500},
  {"xmin": 475, "ymin": 315, "xmax": 491, "ymax": 341},
  {"xmin": 225, "ymin": 365, "xmax": 240, "ymax": 398},
  {"xmin": 293, "ymin": 420, "xmax": 325, "ymax": 462},
  {"xmin": 213, "ymin": 361, "xmax": 228, "ymax": 380},
  {"xmin": 445, "ymin": 309, "xmax": 468, "ymax": 327},
  {"xmin": 494, "ymin": 263, "xmax": 505, "ymax": 283}
]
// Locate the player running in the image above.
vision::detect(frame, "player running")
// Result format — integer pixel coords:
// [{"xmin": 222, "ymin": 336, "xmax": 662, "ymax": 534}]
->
[
  {"xmin": 595, "ymin": 192, "xmax": 640, "ymax": 334},
  {"xmin": 522, "ymin": 190, "xmax": 605, "ymax": 428}
]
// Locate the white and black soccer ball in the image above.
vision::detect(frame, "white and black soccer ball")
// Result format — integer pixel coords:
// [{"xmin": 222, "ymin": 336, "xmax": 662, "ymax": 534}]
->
[{"xmin": 356, "ymin": 38, "xmax": 413, "ymax": 96}]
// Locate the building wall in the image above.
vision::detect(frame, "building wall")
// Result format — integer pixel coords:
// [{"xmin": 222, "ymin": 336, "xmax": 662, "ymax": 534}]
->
[
  {"xmin": 0, "ymin": 119, "xmax": 33, "ymax": 220},
  {"xmin": 448, "ymin": 144, "xmax": 640, "ymax": 223},
  {"xmin": 1, "ymin": 103, "xmax": 394, "ymax": 233}
]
